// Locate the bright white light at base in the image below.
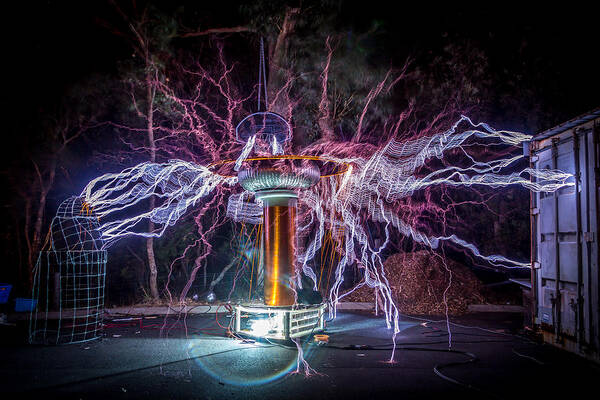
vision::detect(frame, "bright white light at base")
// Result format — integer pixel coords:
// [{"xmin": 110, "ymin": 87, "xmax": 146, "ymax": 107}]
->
[{"xmin": 249, "ymin": 314, "xmax": 284, "ymax": 337}]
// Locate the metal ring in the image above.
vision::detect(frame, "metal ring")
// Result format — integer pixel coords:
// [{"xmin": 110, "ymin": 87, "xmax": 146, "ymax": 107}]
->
[{"xmin": 208, "ymin": 155, "xmax": 351, "ymax": 178}]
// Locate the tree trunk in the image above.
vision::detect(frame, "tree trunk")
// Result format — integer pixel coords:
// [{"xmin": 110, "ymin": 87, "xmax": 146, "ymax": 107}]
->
[
  {"xmin": 147, "ymin": 221, "xmax": 159, "ymax": 300},
  {"xmin": 14, "ymin": 211, "xmax": 24, "ymax": 291},
  {"xmin": 24, "ymin": 159, "xmax": 56, "ymax": 291},
  {"xmin": 32, "ymin": 161, "xmax": 56, "ymax": 256},
  {"xmin": 208, "ymin": 256, "xmax": 240, "ymax": 293},
  {"xmin": 146, "ymin": 68, "xmax": 160, "ymax": 300},
  {"xmin": 267, "ymin": 7, "xmax": 300, "ymax": 115},
  {"xmin": 24, "ymin": 197, "xmax": 33, "ymax": 288}
]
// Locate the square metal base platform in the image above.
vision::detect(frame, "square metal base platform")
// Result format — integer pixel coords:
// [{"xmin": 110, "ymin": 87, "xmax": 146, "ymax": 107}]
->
[{"xmin": 233, "ymin": 303, "xmax": 326, "ymax": 340}]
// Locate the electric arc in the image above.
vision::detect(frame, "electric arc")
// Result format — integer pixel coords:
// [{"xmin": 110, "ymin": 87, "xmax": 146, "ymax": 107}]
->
[{"xmin": 68, "ymin": 39, "xmax": 576, "ymax": 364}]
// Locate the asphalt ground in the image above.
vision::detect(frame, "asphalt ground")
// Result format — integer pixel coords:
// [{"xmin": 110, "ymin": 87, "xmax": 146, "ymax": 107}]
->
[{"xmin": 1, "ymin": 310, "xmax": 598, "ymax": 399}]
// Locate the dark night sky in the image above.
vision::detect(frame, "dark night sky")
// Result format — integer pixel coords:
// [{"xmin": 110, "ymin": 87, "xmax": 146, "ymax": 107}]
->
[{"xmin": 3, "ymin": 1, "xmax": 599, "ymax": 153}]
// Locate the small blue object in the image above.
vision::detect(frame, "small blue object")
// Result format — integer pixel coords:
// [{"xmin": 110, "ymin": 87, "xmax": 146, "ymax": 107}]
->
[
  {"xmin": 0, "ymin": 284, "xmax": 12, "ymax": 304},
  {"xmin": 15, "ymin": 298, "xmax": 37, "ymax": 312}
]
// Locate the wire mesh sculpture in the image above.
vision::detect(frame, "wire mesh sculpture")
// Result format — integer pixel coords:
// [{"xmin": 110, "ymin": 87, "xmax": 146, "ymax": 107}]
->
[{"xmin": 29, "ymin": 197, "xmax": 107, "ymax": 344}]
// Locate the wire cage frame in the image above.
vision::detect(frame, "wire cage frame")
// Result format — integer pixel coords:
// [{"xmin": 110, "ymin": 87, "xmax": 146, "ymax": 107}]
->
[{"xmin": 29, "ymin": 197, "xmax": 107, "ymax": 345}]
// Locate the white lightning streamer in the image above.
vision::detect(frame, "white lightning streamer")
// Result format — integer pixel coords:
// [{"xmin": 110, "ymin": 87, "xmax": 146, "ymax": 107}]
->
[
  {"xmin": 285, "ymin": 116, "xmax": 573, "ymax": 360},
  {"xmin": 75, "ymin": 116, "xmax": 574, "ymax": 363},
  {"xmin": 234, "ymin": 135, "xmax": 256, "ymax": 171},
  {"xmin": 226, "ymin": 191, "xmax": 263, "ymax": 224},
  {"xmin": 81, "ymin": 160, "xmax": 235, "ymax": 248},
  {"xmin": 271, "ymin": 134, "xmax": 283, "ymax": 155}
]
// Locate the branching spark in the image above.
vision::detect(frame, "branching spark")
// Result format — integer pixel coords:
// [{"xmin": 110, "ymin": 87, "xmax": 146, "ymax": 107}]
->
[
  {"xmin": 82, "ymin": 161, "xmax": 235, "ymax": 248},
  {"xmin": 81, "ymin": 114, "xmax": 572, "ymax": 365},
  {"xmin": 75, "ymin": 39, "xmax": 576, "ymax": 372}
]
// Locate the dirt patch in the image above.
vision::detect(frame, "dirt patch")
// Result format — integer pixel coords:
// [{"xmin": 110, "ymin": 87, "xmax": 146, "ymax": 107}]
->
[{"xmin": 344, "ymin": 251, "xmax": 486, "ymax": 315}]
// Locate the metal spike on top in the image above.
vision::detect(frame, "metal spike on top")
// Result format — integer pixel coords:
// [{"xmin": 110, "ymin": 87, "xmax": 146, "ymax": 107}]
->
[{"xmin": 236, "ymin": 38, "xmax": 291, "ymax": 147}]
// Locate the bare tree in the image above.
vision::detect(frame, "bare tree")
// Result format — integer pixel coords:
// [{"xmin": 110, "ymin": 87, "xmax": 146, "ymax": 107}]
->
[
  {"xmin": 107, "ymin": 1, "xmax": 167, "ymax": 300},
  {"xmin": 14, "ymin": 107, "xmax": 93, "ymax": 288}
]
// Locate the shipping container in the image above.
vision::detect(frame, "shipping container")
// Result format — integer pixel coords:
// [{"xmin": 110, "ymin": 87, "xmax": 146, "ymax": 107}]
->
[{"xmin": 530, "ymin": 108, "xmax": 599, "ymax": 362}]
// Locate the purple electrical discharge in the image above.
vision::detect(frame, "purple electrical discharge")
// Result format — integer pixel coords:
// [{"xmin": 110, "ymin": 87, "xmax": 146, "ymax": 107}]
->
[{"xmin": 80, "ymin": 114, "xmax": 572, "ymax": 364}]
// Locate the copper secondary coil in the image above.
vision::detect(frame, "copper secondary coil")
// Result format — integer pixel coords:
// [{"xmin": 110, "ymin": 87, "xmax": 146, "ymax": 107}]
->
[{"xmin": 263, "ymin": 203, "xmax": 296, "ymax": 306}]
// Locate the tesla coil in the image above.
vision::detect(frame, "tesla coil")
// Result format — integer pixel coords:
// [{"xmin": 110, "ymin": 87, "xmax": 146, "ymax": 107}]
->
[{"xmin": 227, "ymin": 112, "xmax": 329, "ymax": 339}]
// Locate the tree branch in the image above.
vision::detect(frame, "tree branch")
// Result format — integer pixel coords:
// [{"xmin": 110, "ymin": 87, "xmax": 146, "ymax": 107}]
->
[{"xmin": 179, "ymin": 26, "xmax": 253, "ymax": 38}]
